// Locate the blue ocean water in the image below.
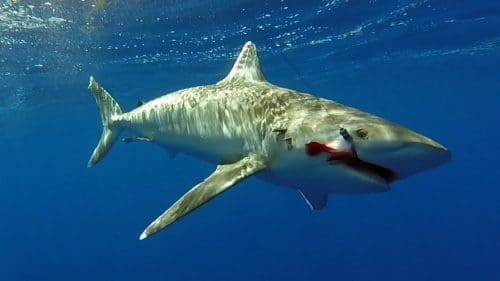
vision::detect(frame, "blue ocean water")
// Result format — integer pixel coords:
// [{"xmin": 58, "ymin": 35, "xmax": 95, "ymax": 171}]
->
[{"xmin": 1, "ymin": 0, "xmax": 499, "ymax": 280}]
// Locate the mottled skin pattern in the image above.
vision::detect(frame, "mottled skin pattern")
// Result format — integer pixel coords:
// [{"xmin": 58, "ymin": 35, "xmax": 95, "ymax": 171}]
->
[
  {"xmin": 115, "ymin": 81, "xmax": 281, "ymax": 163},
  {"xmin": 87, "ymin": 41, "xmax": 450, "ymax": 239},
  {"xmin": 115, "ymin": 76, "xmax": 443, "ymax": 182}
]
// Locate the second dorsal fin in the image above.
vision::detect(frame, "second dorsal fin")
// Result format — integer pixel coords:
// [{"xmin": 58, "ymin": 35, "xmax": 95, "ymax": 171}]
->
[{"xmin": 217, "ymin": 41, "xmax": 266, "ymax": 85}]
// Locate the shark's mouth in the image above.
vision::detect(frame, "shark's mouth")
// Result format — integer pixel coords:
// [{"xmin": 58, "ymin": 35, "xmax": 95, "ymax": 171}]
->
[
  {"xmin": 306, "ymin": 142, "xmax": 396, "ymax": 183},
  {"xmin": 339, "ymin": 153, "xmax": 396, "ymax": 183}
]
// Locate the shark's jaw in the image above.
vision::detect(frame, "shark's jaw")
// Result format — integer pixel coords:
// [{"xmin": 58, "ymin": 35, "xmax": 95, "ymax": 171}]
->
[
  {"xmin": 299, "ymin": 121, "xmax": 451, "ymax": 185},
  {"xmin": 304, "ymin": 135, "xmax": 450, "ymax": 186},
  {"xmin": 265, "ymin": 130, "xmax": 450, "ymax": 195},
  {"xmin": 354, "ymin": 140, "xmax": 451, "ymax": 180},
  {"xmin": 338, "ymin": 153, "xmax": 397, "ymax": 183},
  {"xmin": 305, "ymin": 141, "xmax": 397, "ymax": 184}
]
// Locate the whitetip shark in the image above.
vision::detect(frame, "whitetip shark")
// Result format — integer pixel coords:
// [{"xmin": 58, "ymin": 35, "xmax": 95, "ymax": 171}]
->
[{"xmin": 87, "ymin": 41, "xmax": 450, "ymax": 240}]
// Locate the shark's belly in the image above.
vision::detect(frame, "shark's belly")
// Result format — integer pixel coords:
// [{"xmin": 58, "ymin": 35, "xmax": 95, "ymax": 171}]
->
[
  {"xmin": 258, "ymin": 150, "xmax": 389, "ymax": 194},
  {"xmin": 140, "ymin": 129, "xmax": 248, "ymax": 164}
]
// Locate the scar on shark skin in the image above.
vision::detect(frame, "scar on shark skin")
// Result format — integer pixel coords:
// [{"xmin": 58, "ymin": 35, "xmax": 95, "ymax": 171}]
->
[
  {"xmin": 272, "ymin": 128, "xmax": 293, "ymax": 150},
  {"xmin": 285, "ymin": 138, "xmax": 293, "ymax": 151}
]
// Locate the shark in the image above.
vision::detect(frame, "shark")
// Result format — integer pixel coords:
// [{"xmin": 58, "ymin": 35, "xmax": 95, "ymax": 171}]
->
[{"xmin": 87, "ymin": 41, "xmax": 450, "ymax": 240}]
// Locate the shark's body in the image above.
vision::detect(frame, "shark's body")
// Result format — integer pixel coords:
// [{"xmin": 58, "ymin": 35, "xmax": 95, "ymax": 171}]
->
[{"xmin": 87, "ymin": 42, "xmax": 450, "ymax": 240}]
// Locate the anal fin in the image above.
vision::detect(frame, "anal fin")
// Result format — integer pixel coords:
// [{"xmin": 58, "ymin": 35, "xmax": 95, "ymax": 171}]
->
[
  {"xmin": 140, "ymin": 153, "xmax": 267, "ymax": 240},
  {"xmin": 300, "ymin": 189, "xmax": 328, "ymax": 210}
]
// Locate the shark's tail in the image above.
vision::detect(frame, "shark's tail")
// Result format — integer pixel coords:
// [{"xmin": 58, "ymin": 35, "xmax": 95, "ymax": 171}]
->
[{"xmin": 87, "ymin": 76, "xmax": 123, "ymax": 167}]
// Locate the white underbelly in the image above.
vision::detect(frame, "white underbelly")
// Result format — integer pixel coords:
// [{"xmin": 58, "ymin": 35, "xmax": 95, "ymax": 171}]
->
[{"xmin": 258, "ymin": 150, "xmax": 389, "ymax": 194}]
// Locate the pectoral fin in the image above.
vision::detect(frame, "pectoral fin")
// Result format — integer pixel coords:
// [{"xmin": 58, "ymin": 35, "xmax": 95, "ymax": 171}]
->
[
  {"xmin": 300, "ymin": 189, "xmax": 328, "ymax": 210},
  {"xmin": 140, "ymin": 153, "xmax": 267, "ymax": 240}
]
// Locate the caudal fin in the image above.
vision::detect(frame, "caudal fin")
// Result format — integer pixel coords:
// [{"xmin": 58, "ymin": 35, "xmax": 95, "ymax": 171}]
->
[{"xmin": 87, "ymin": 76, "xmax": 123, "ymax": 167}]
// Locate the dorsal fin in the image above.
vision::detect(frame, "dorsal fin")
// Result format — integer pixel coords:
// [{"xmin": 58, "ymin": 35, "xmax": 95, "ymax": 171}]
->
[{"xmin": 217, "ymin": 41, "xmax": 266, "ymax": 85}]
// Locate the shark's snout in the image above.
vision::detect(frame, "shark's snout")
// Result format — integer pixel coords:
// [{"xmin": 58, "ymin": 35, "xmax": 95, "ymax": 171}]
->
[{"xmin": 353, "ymin": 126, "xmax": 451, "ymax": 180}]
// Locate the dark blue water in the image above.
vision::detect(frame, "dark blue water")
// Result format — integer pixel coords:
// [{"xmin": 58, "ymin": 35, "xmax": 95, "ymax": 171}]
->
[{"xmin": 1, "ymin": 1, "xmax": 499, "ymax": 280}]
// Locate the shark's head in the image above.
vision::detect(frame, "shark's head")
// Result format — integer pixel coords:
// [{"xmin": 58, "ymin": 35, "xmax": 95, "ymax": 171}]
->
[
  {"xmin": 323, "ymin": 120, "xmax": 451, "ymax": 182},
  {"xmin": 267, "ymin": 113, "xmax": 451, "ymax": 194}
]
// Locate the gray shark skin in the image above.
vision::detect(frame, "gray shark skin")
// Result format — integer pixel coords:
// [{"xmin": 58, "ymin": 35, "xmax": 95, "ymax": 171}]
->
[{"xmin": 87, "ymin": 41, "xmax": 450, "ymax": 240}]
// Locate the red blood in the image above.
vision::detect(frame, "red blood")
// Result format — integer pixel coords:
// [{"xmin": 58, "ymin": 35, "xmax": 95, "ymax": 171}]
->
[
  {"xmin": 305, "ymin": 142, "xmax": 334, "ymax": 156},
  {"xmin": 306, "ymin": 142, "xmax": 353, "ymax": 161}
]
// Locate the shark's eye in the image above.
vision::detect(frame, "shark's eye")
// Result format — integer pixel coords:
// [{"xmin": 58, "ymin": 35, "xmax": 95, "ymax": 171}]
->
[{"xmin": 355, "ymin": 128, "xmax": 368, "ymax": 139}]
